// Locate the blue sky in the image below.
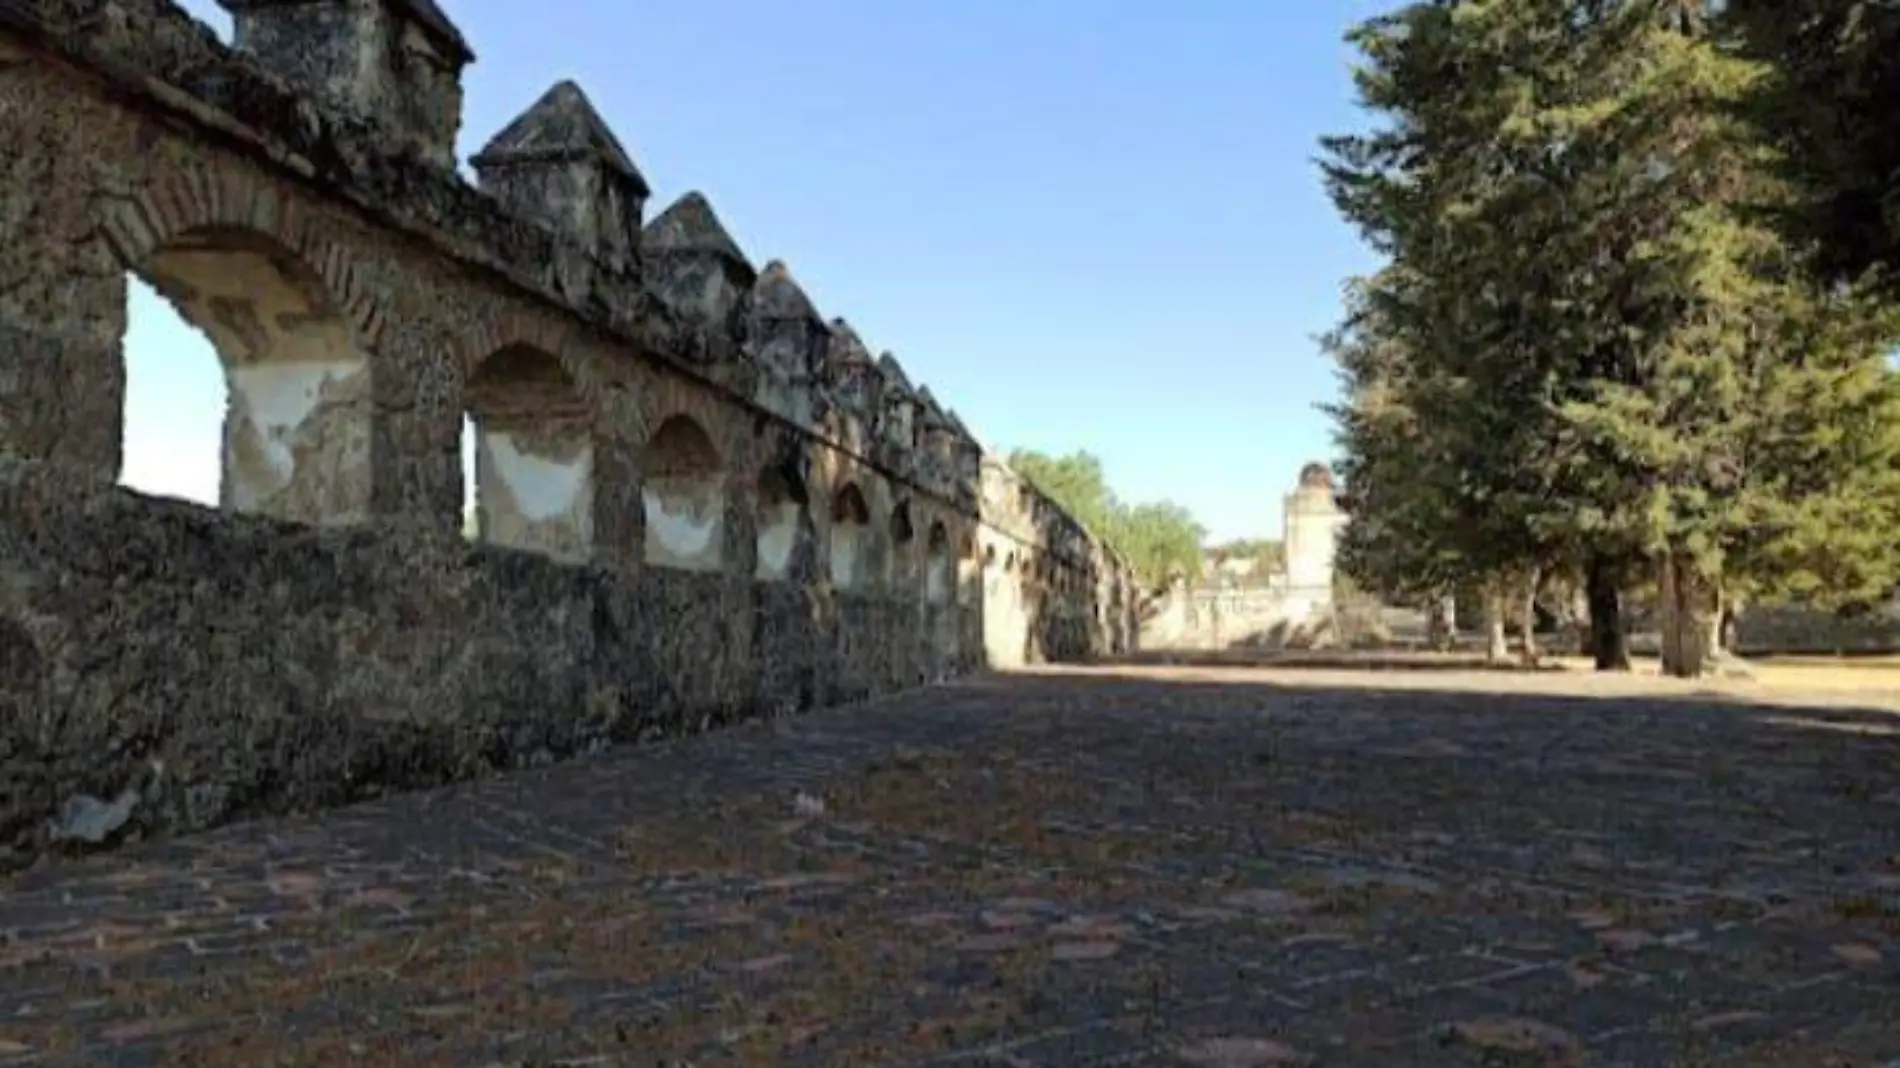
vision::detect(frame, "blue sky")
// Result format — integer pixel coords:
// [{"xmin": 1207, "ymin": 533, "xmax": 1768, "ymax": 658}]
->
[{"xmin": 128, "ymin": 0, "xmax": 1386, "ymax": 542}]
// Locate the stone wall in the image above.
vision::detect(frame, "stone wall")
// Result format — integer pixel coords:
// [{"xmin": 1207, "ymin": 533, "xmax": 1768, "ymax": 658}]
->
[
  {"xmin": 0, "ymin": 0, "xmax": 1137, "ymax": 867},
  {"xmin": 1730, "ymin": 603, "xmax": 1900, "ymax": 656},
  {"xmin": 1140, "ymin": 580, "xmax": 1339, "ymax": 651}
]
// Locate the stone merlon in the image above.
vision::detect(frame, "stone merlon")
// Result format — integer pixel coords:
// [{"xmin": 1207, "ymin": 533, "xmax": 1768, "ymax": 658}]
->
[
  {"xmin": 641, "ymin": 192, "xmax": 755, "ymax": 370},
  {"xmin": 220, "ymin": 0, "xmax": 474, "ymax": 168},
  {"xmin": 751, "ymin": 260, "xmax": 822, "ymax": 322},
  {"xmin": 915, "ymin": 385, "xmax": 951, "ymax": 431},
  {"xmin": 472, "ymin": 79, "xmax": 649, "ymax": 275},
  {"xmin": 877, "ymin": 351, "xmax": 913, "ymax": 394},
  {"xmin": 644, "ymin": 192, "xmax": 751, "ymax": 266}
]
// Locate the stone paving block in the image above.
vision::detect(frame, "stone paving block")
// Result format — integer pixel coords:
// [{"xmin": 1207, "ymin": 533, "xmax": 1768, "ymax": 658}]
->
[{"xmin": 3, "ymin": 669, "xmax": 1899, "ymax": 1064}]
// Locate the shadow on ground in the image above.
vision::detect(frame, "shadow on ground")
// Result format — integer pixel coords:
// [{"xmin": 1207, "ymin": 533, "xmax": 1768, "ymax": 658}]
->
[
  {"xmin": 2, "ymin": 666, "xmax": 1897, "ymax": 1066},
  {"xmin": 1106, "ymin": 647, "xmax": 1572, "ymax": 673}
]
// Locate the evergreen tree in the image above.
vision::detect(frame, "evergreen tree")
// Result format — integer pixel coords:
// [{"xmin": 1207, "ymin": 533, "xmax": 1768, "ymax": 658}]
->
[
  {"xmin": 1726, "ymin": 1, "xmax": 1900, "ymax": 291},
  {"xmin": 1320, "ymin": 272, "xmax": 1473, "ymax": 607},
  {"xmin": 1323, "ymin": 0, "xmax": 1900, "ymax": 675}
]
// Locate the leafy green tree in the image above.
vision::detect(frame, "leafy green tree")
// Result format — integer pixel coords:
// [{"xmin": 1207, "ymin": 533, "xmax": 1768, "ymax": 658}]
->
[
  {"xmin": 1005, "ymin": 450, "xmax": 1125, "ymax": 546},
  {"xmin": 1007, "ymin": 449, "xmax": 1206, "ymax": 589},
  {"xmin": 1119, "ymin": 501, "xmax": 1208, "ymax": 589},
  {"xmin": 1207, "ymin": 538, "xmax": 1285, "ymax": 579}
]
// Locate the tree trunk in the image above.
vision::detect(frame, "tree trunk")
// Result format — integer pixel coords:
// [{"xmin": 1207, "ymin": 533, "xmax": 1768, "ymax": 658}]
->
[
  {"xmin": 1426, "ymin": 593, "xmax": 1454, "ymax": 651},
  {"xmin": 1704, "ymin": 583, "xmax": 1726, "ymax": 657},
  {"xmin": 1658, "ymin": 551, "xmax": 1713, "ymax": 678},
  {"xmin": 1586, "ymin": 551, "xmax": 1631, "ymax": 672},
  {"xmin": 1519, "ymin": 569, "xmax": 1541, "ymax": 665},
  {"xmin": 1484, "ymin": 583, "xmax": 1509, "ymax": 663},
  {"xmin": 1571, "ymin": 584, "xmax": 1593, "ymax": 658}
]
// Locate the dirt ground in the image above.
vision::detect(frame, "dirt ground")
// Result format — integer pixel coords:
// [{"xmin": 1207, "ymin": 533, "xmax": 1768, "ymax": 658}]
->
[{"xmin": 2, "ymin": 660, "xmax": 1897, "ymax": 1066}]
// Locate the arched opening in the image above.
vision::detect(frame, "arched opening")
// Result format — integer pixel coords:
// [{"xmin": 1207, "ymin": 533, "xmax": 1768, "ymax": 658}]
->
[
  {"xmin": 464, "ymin": 344, "xmax": 592, "ymax": 561},
  {"xmin": 755, "ymin": 452, "xmax": 810, "ymax": 582},
  {"xmin": 956, "ymin": 529, "xmax": 981, "ymax": 604},
  {"xmin": 460, "ymin": 419, "xmax": 478, "ymax": 538},
  {"xmin": 643, "ymin": 414, "xmax": 726, "ymax": 572},
  {"xmin": 830, "ymin": 482, "xmax": 871, "ymax": 590},
  {"xmin": 889, "ymin": 498, "xmax": 916, "ymax": 590},
  {"xmin": 926, "ymin": 521, "xmax": 953, "ymax": 605},
  {"xmin": 121, "ymin": 278, "xmax": 223, "ymax": 506},
  {"xmin": 121, "ymin": 227, "xmax": 369, "ymax": 522}
]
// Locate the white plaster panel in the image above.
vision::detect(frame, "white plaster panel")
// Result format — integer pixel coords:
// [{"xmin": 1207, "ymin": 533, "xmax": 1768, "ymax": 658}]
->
[
  {"xmin": 225, "ymin": 359, "xmax": 364, "ymax": 506},
  {"xmin": 756, "ymin": 501, "xmax": 800, "ymax": 580},
  {"xmin": 831, "ymin": 524, "xmax": 865, "ymax": 589},
  {"xmin": 926, "ymin": 555, "xmax": 952, "ymax": 605},
  {"xmin": 644, "ymin": 484, "xmax": 725, "ymax": 571},
  {"xmin": 483, "ymin": 430, "xmax": 591, "ymax": 522}
]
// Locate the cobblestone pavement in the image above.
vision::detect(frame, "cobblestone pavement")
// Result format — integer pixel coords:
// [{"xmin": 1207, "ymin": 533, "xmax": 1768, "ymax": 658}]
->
[{"xmin": 3, "ymin": 665, "xmax": 1900, "ymax": 1066}]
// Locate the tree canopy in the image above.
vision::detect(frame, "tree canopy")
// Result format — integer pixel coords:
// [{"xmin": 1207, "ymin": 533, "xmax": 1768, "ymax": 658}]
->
[
  {"xmin": 1007, "ymin": 449, "xmax": 1207, "ymax": 590},
  {"xmin": 1727, "ymin": 1, "xmax": 1900, "ymax": 292},
  {"xmin": 1206, "ymin": 538, "xmax": 1286, "ymax": 579},
  {"xmin": 1320, "ymin": 0, "xmax": 1900, "ymax": 675}
]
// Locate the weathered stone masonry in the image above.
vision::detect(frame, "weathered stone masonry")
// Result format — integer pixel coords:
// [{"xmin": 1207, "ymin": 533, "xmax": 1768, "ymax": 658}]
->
[{"xmin": 0, "ymin": 0, "xmax": 1139, "ymax": 866}]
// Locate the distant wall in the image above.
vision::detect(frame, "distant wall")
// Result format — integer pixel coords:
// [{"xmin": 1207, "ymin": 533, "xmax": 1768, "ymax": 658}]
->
[
  {"xmin": 1732, "ymin": 603, "xmax": 1900, "ymax": 656},
  {"xmin": 1140, "ymin": 580, "xmax": 1339, "ymax": 650}
]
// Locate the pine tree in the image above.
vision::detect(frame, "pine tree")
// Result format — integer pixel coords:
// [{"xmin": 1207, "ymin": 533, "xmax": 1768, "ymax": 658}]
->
[
  {"xmin": 1725, "ymin": 1, "xmax": 1900, "ymax": 292},
  {"xmin": 1323, "ymin": 0, "xmax": 1900, "ymax": 676},
  {"xmin": 1322, "ymin": 1, "xmax": 1619, "ymax": 662}
]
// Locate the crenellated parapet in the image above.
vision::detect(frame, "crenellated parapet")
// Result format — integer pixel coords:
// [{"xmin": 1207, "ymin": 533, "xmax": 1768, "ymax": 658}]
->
[
  {"xmin": 872, "ymin": 352, "xmax": 920, "ymax": 477},
  {"xmin": 223, "ymin": 0, "xmax": 474, "ymax": 169},
  {"xmin": 743, "ymin": 261, "xmax": 828, "ymax": 431},
  {"xmin": 470, "ymin": 80, "xmax": 649, "ymax": 311},
  {"xmin": 641, "ymin": 192, "xmax": 756, "ymax": 386},
  {"xmin": 0, "ymin": 0, "xmax": 1109, "ymax": 576},
  {"xmin": 821, "ymin": 318, "xmax": 882, "ymax": 457},
  {"xmin": 0, "ymin": 0, "xmax": 1136, "ymax": 862}
]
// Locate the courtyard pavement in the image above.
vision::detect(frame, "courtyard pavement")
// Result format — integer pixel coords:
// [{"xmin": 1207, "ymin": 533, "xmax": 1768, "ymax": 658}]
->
[{"xmin": 2, "ymin": 663, "xmax": 1899, "ymax": 1066}]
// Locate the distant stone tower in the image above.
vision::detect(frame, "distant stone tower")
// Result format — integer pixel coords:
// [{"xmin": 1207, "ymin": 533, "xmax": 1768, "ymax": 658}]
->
[{"xmin": 1283, "ymin": 462, "xmax": 1346, "ymax": 594}]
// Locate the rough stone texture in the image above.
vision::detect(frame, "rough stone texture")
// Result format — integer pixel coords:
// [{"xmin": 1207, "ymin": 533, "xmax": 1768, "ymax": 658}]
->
[
  {"xmin": 470, "ymin": 79, "xmax": 648, "ymax": 285},
  {"xmin": 223, "ymin": 0, "xmax": 473, "ymax": 169},
  {"xmin": 0, "ymin": 0, "xmax": 1136, "ymax": 866},
  {"xmin": 1, "ymin": 665, "xmax": 1897, "ymax": 1065},
  {"xmin": 0, "ymin": 460, "xmax": 974, "ymax": 866}
]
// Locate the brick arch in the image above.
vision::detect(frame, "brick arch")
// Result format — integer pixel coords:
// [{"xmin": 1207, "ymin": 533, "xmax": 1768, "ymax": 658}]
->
[
  {"xmin": 456, "ymin": 314, "xmax": 606, "ymax": 414},
  {"xmin": 98, "ymin": 162, "xmax": 385, "ymax": 347},
  {"xmin": 638, "ymin": 386, "xmax": 734, "ymax": 462},
  {"xmin": 101, "ymin": 162, "xmax": 392, "ymax": 526},
  {"xmin": 827, "ymin": 468, "xmax": 876, "ymax": 592},
  {"xmin": 750, "ymin": 427, "xmax": 815, "ymax": 582},
  {"xmin": 641, "ymin": 409, "xmax": 729, "ymax": 573}
]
